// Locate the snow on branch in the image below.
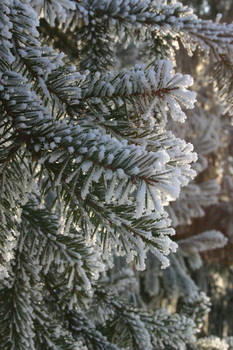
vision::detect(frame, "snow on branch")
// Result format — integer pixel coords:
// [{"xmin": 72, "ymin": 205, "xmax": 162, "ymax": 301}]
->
[
  {"xmin": 0, "ymin": 253, "xmax": 37, "ymax": 349},
  {"xmin": 93, "ymin": 288, "xmax": 196, "ymax": 350},
  {"xmin": 74, "ymin": 0, "xmax": 233, "ymax": 62},
  {"xmin": 22, "ymin": 201, "xmax": 104, "ymax": 307},
  {"xmin": 0, "ymin": 151, "xmax": 31, "ymax": 282},
  {"xmin": 82, "ymin": 60, "xmax": 196, "ymax": 123},
  {"xmin": 209, "ymin": 55, "xmax": 233, "ymax": 115},
  {"xmin": 182, "ymin": 18, "xmax": 233, "ymax": 58},
  {"xmin": 178, "ymin": 230, "xmax": 228, "ymax": 254},
  {"xmin": 31, "ymin": 0, "xmax": 76, "ymax": 26},
  {"xmin": 76, "ymin": 0, "xmax": 196, "ymax": 31},
  {"xmin": 0, "ymin": 0, "xmax": 15, "ymax": 66},
  {"xmin": 67, "ymin": 311, "xmax": 121, "ymax": 350},
  {"xmin": 167, "ymin": 180, "xmax": 220, "ymax": 227},
  {"xmin": 8, "ymin": 0, "xmax": 65, "ymax": 98},
  {"xmin": 78, "ymin": 196, "xmax": 177, "ymax": 270},
  {"xmin": 34, "ymin": 0, "xmax": 233, "ymax": 68},
  {"xmin": 197, "ymin": 336, "xmax": 229, "ymax": 350},
  {"xmin": 0, "ymin": 70, "xmax": 196, "ymax": 219}
]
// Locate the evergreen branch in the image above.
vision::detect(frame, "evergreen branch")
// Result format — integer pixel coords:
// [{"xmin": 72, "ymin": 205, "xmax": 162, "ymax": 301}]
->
[
  {"xmin": 46, "ymin": 67, "xmax": 86, "ymax": 118},
  {"xmin": 0, "ymin": 237, "xmax": 75, "ymax": 350},
  {"xmin": 76, "ymin": 0, "xmax": 233, "ymax": 63},
  {"xmin": 7, "ymin": 1, "xmax": 197, "ymax": 125},
  {"xmin": 9, "ymin": 0, "xmax": 68, "ymax": 112},
  {"xmin": 45, "ymin": 176, "xmax": 177, "ymax": 270},
  {"xmin": 21, "ymin": 201, "xmax": 103, "ymax": 303},
  {"xmin": 0, "ymin": 1, "xmax": 15, "ymax": 66},
  {"xmin": 0, "ymin": 150, "xmax": 31, "ymax": 281},
  {"xmin": 76, "ymin": 0, "xmax": 196, "ymax": 32},
  {"xmin": 38, "ymin": 1, "xmax": 233, "ymax": 67},
  {"xmin": 33, "ymin": 303, "xmax": 76, "ymax": 350},
  {"xmin": 43, "ymin": 275, "xmax": 122, "ymax": 350},
  {"xmin": 12, "ymin": 25, "xmax": 82, "ymax": 120},
  {"xmin": 1, "ymin": 1, "xmax": 229, "ymax": 348},
  {"xmin": 92, "ymin": 288, "xmax": 196, "ymax": 350},
  {"xmin": 93, "ymin": 288, "xmax": 152, "ymax": 350},
  {"xmin": 141, "ymin": 308, "xmax": 196, "ymax": 349},
  {"xmin": 77, "ymin": 14, "xmax": 116, "ymax": 71},
  {"xmin": 208, "ymin": 54, "xmax": 233, "ymax": 114},
  {"xmin": 0, "ymin": 250, "xmax": 38, "ymax": 350},
  {"xmin": 82, "ymin": 61, "xmax": 196, "ymax": 123},
  {"xmin": 0, "ymin": 143, "xmax": 21, "ymax": 177},
  {"xmin": 0, "ymin": 70, "xmax": 196, "ymax": 217},
  {"xmin": 196, "ymin": 336, "xmax": 229, "ymax": 350},
  {"xmin": 178, "ymin": 292, "xmax": 211, "ymax": 331},
  {"xmin": 34, "ymin": 0, "xmax": 76, "ymax": 27},
  {"xmin": 178, "ymin": 230, "xmax": 228, "ymax": 254},
  {"xmin": 68, "ymin": 311, "xmax": 122, "ymax": 350},
  {"xmin": 167, "ymin": 179, "xmax": 220, "ymax": 227},
  {"xmin": 182, "ymin": 20, "xmax": 233, "ymax": 58},
  {"xmin": 162, "ymin": 253, "xmax": 199, "ymax": 298}
]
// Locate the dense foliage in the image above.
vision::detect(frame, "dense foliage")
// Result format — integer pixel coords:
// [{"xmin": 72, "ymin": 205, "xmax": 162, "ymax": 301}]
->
[{"xmin": 0, "ymin": 0, "xmax": 232, "ymax": 349}]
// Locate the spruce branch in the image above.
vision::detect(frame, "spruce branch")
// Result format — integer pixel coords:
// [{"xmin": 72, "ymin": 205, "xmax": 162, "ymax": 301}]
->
[
  {"xmin": 0, "ymin": 69, "xmax": 196, "ymax": 221},
  {"xmin": 0, "ymin": 249, "xmax": 38, "ymax": 350},
  {"xmin": 73, "ymin": 1, "xmax": 233, "ymax": 65},
  {"xmin": 0, "ymin": 149, "xmax": 31, "ymax": 281},
  {"xmin": 42, "ymin": 171, "xmax": 177, "ymax": 270},
  {"xmin": 92, "ymin": 288, "xmax": 196, "ymax": 350},
  {"xmin": 21, "ymin": 200, "xmax": 103, "ymax": 306},
  {"xmin": 81, "ymin": 60, "xmax": 196, "ymax": 123},
  {"xmin": 43, "ymin": 275, "xmax": 122, "ymax": 350},
  {"xmin": 208, "ymin": 54, "xmax": 233, "ymax": 114},
  {"xmin": 1, "ymin": 1, "xmax": 231, "ymax": 348}
]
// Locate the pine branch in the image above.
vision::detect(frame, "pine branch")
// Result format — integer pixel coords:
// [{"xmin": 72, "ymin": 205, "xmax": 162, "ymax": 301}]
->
[
  {"xmin": 1, "ymin": 1, "xmax": 231, "ymax": 348},
  {"xmin": 40, "ymin": 168, "xmax": 177, "ymax": 270},
  {"xmin": 75, "ymin": 0, "xmax": 196, "ymax": 33},
  {"xmin": 0, "ymin": 1, "xmax": 15, "ymax": 66},
  {"xmin": 92, "ymin": 288, "xmax": 196, "ymax": 350},
  {"xmin": 178, "ymin": 292, "xmax": 211, "ymax": 331},
  {"xmin": 209, "ymin": 54, "xmax": 233, "ymax": 114},
  {"xmin": 0, "ymin": 250, "xmax": 38, "ymax": 350},
  {"xmin": 0, "ymin": 150, "xmax": 31, "ymax": 281},
  {"xmin": 73, "ymin": 1, "xmax": 233, "ymax": 65},
  {"xmin": 43, "ymin": 276, "xmax": 122, "ymax": 350},
  {"xmin": 21, "ymin": 200, "xmax": 103, "ymax": 307},
  {"xmin": 1, "ymin": 69, "xmax": 197, "ymax": 225},
  {"xmin": 81, "ymin": 61, "xmax": 196, "ymax": 123},
  {"xmin": 167, "ymin": 180, "xmax": 220, "ymax": 227}
]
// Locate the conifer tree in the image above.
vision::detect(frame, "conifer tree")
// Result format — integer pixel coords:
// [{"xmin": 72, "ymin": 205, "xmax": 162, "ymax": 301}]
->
[{"xmin": 0, "ymin": 0, "xmax": 232, "ymax": 349}]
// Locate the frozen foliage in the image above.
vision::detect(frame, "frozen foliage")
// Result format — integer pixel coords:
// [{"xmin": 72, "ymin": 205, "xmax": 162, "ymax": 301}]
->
[
  {"xmin": 0, "ymin": 153, "xmax": 31, "ymax": 281},
  {"xmin": 83, "ymin": 61, "xmax": 196, "ymax": 123},
  {"xmin": 0, "ymin": 0, "xmax": 232, "ymax": 349},
  {"xmin": 162, "ymin": 252, "xmax": 199, "ymax": 297},
  {"xmin": 0, "ymin": 67, "xmax": 196, "ymax": 269},
  {"xmin": 178, "ymin": 230, "xmax": 228, "ymax": 254},
  {"xmin": 42, "ymin": 0, "xmax": 233, "ymax": 61},
  {"xmin": 148, "ymin": 308, "xmax": 196, "ymax": 350},
  {"xmin": 90, "ymin": 288, "xmax": 196, "ymax": 350},
  {"xmin": 73, "ymin": 341, "xmax": 88, "ymax": 350},
  {"xmin": 178, "ymin": 292, "xmax": 211, "ymax": 331},
  {"xmin": 209, "ymin": 55, "xmax": 233, "ymax": 115},
  {"xmin": 166, "ymin": 107, "xmax": 222, "ymax": 226},
  {"xmin": 197, "ymin": 336, "xmax": 229, "ymax": 350},
  {"xmin": 167, "ymin": 180, "xmax": 220, "ymax": 226},
  {"xmin": 143, "ymin": 250, "xmax": 210, "ymax": 303}
]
